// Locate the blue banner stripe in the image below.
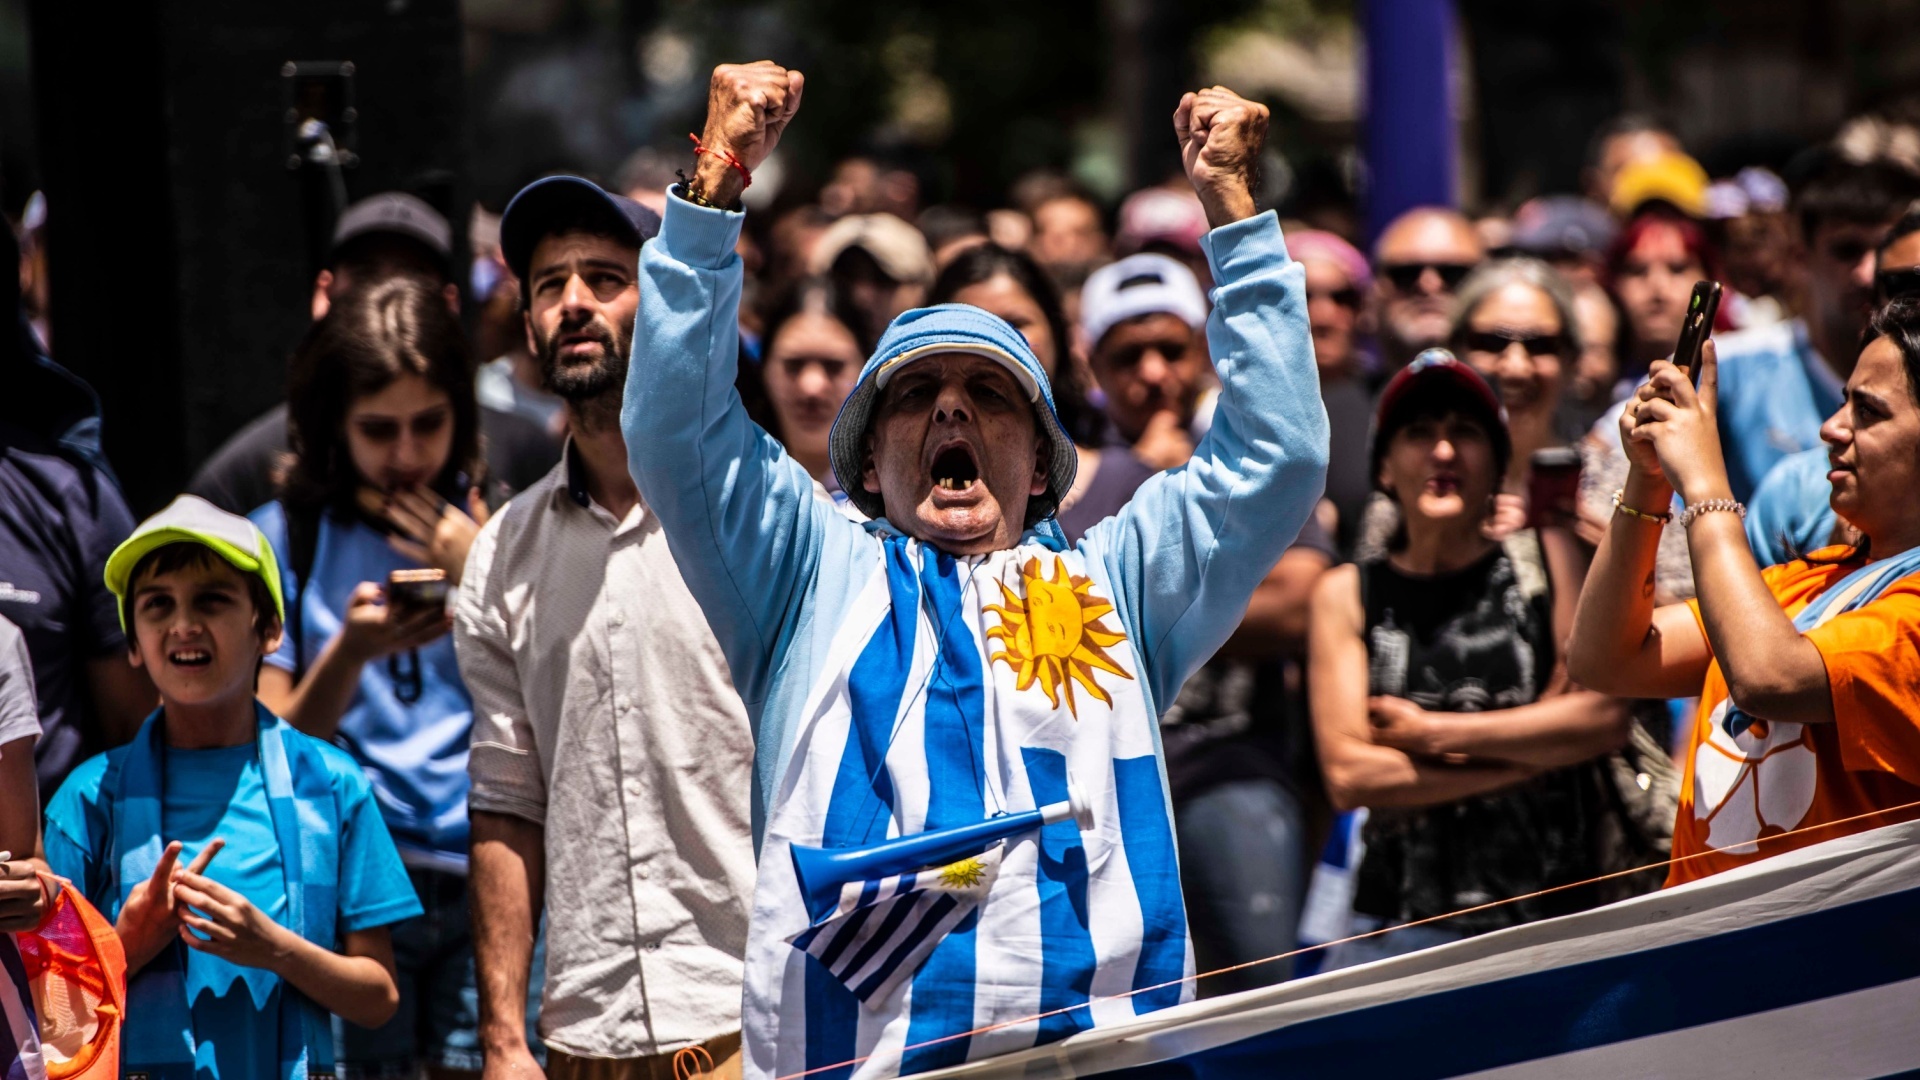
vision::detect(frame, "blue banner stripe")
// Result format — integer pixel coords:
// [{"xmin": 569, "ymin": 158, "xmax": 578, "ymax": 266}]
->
[
  {"xmin": 903, "ymin": 549, "xmax": 988, "ymax": 1072},
  {"xmin": 901, "ymin": 908, "xmax": 980, "ymax": 1075},
  {"xmin": 803, "ymin": 960, "xmax": 860, "ymax": 1080},
  {"xmin": 1113, "ymin": 755, "xmax": 1187, "ymax": 1014},
  {"xmin": 857, "ymin": 895, "xmax": 960, "ymax": 1001},
  {"xmin": 808, "ymin": 539, "xmax": 921, "ymax": 1079},
  {"xmin": 1023, "ymin": 746, "xmax": 1097, "ymax": 1047},
  {"xmin": 1094, "ymin": 884, "xmax": 1920, "ymax": 1079}
]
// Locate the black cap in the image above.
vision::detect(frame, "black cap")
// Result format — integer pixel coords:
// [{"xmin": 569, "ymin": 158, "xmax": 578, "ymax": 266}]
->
[{"xmin": 500, "ymin": 176, "xmax": 662, "ymax": 286}]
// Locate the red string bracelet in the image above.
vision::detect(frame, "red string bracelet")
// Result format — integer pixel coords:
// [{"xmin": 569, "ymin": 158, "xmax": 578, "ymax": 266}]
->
[{"xmin": 688, "ymin": 133, "xmax": 752, "ymax": 189}]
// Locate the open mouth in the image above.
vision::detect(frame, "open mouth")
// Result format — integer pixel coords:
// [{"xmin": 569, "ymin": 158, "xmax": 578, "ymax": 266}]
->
[
  {"xmin": 169, "ymin": 649, "xmax": 212, "ymax": 668},
  {"xmin": 931, "ymin": 443, "xmax": 981, "ymax": 493}
]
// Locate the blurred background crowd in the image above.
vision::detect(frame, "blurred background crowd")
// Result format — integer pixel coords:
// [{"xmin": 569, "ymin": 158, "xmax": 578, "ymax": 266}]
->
[{"xmin": 7, "ymin": 0, "xmax": 1920, "ymax": 1053}]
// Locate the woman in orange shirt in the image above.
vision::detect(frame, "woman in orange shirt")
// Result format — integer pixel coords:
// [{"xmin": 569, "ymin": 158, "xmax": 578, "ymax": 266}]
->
[{"xmin": 1570, "ymin": 297, "xmax": 1920, "ymax": 885}]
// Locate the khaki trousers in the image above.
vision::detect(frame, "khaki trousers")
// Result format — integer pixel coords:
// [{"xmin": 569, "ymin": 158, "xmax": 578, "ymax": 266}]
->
[{"xmin": 547, "ymin": 1032, "xmax": 743, "ymax": 1080}]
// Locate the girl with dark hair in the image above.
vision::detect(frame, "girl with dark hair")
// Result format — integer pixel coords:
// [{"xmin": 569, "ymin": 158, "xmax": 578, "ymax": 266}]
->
[
  {"xmin": 756, "ymin": 277, "xmax": 870, "ymax": 491},
  {"xmin": 253, "ymin": 276, "xmax": 494, "ymax": 1078},
  {"xmin": 1604, "ymin": 206, "xmax": 1725, "ymax": 384},
  {"xmin": 930, "ymin": 243, "xmax": 1122, "ymax": 540},
  {"xmin": 1573, "ymin": 298, "xmax": 1920, "ymax": 886}
]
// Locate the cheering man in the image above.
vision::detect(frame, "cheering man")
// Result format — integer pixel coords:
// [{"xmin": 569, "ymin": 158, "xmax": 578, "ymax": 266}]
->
[{"xmin": 626, "ymin": 61, "xmax": 1327, "ymax": 1079}]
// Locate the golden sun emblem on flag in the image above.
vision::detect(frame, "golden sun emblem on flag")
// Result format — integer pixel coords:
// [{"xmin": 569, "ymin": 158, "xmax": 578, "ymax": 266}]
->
[
  {"xmin": 938, "ymin": 855, "xmax": 988, "ymax": 889},
  {"xmin": 985, "ymin": 555, "xmax": 1133, "ymax": 718}
]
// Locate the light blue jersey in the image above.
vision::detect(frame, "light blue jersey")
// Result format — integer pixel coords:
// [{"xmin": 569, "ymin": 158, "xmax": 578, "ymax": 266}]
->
[
  {"xmin": 1747, "ymin": 446, "xmax": 1840, "ymax": 568},
  {"xmin": 1711, "ymin": 319, "xmax": 1843, "ymax": 502},
  {"xmin": 251, "ymin": 505, "xmax": 473, "ymax": 870},
  {"xmin": 624, "ymin": 193, "xmax": 1328, "ymax": 1079}
]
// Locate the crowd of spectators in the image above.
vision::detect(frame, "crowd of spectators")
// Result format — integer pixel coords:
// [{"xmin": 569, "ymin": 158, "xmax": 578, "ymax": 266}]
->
[{"xmin": 6, "ymin": 64, "xmax": 1920, "ymax": 1080}]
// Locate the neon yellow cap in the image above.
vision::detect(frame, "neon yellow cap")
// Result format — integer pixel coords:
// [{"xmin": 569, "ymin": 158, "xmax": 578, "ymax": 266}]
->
[{"xmin": 104, "ymin": 494, "xmax": 285, "ymax": 630}]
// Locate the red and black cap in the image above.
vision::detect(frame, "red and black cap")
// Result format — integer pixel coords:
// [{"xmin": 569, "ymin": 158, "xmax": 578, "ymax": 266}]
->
[{"xmin": 1370, "ymin": 348, "xmax": 1512, "ymax": 487}]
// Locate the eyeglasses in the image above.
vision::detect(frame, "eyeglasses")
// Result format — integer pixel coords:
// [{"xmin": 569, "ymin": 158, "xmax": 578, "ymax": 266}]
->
[
  {"xmin": 1308, "ymin": 287, "xmax": 1362, "ymax": 309},
  {"xmin": 1380, "ymin": 262, "xmax": 1475, "ymax": 292},
  {"xmin": 1463, "ymin": 328, "xmax": 1567, "ymax": 357},
  {"xmin": 1877, "ymin": 267, "xmax": 1920, "ymax": 304}
]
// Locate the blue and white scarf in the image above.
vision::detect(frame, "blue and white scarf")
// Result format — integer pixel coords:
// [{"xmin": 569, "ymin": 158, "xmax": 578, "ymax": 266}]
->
[
  {"xmin": 1722, "ymin": 545, "xmax": 1920, "ymax": 739},
  {"xmin": 105, "ymin": 704, "xmax": 340, "ymax": 1080},
  {"xmin": 743, "ymin": 536, "xmax": 1192, "ymax": 1080}
]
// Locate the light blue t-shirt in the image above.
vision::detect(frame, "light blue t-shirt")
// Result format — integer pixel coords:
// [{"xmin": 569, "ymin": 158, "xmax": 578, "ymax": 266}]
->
[
  {"xmin": 1746, "ymin": 446, "xmax": 1840, "ymax": 568},
  {"xmin": 163, "ymin": 744, "xmax": 286, "ymax": 1080},
  {"xmin": 43, "ymin": 716, "xmax": 423, "ymax": 1080},
  {"xmin": 250, "ymin": 502, "xmax": 473, "ymax": 870}
]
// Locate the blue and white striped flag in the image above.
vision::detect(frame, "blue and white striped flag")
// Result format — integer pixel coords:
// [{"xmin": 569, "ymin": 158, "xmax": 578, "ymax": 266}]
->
[{"xmin": 790, "ymin": 842, "xmax": 1003, "ymax": 1006}]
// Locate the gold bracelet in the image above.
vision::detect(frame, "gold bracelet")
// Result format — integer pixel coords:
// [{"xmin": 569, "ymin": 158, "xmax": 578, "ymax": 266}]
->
[{"xmin": 1611, "ymin": 489, "xmax": 1672, "ymax": 525}]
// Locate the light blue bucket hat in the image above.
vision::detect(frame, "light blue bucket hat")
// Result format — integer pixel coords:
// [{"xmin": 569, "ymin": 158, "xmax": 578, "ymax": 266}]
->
[{"xmin": 828, "ymin": 304, "xmax": 1078, "ymax": 527}]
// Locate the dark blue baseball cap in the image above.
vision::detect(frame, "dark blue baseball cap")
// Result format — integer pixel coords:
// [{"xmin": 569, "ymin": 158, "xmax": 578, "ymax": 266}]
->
[{"xmin": 499, "ymin": 175, "xmax": 662, "ymax": 286}]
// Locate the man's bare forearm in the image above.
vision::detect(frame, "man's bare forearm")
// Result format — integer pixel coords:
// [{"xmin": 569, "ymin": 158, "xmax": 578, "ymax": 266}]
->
[{"xmin": 471, "ymin": 810, "xmax": 546, "ymax": 1053}]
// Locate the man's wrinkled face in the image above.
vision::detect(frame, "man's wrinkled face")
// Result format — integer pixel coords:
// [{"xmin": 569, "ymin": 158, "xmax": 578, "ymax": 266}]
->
[
  {"xmin": 862, "ymin": 353, "xmax": 1049, "ymax": 554},
  {"xmin": 1090, "ymin": 312, "xmax": 1202, "ymax": 443},
  {"xmin": 525, "ymin": 231, "xmax": 640, "ymax": 401}
]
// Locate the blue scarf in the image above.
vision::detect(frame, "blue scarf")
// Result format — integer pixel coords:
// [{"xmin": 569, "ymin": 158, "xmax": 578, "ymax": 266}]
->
[
  {"xmin": 1724, "ymin": 544, "xmax": 1920, "ymax": 738},
  {"xmin": 105, "ymin": 703, "xmax": 339, "ymax": 1080}
]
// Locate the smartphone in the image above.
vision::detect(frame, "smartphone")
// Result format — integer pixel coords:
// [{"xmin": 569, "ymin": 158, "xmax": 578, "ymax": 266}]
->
[
  {"xmin": 1671, "ymin": 280, "xmax": 1723, "ymax": 383},
  {"xmin": 1526, "ymin": 446, "xmax": 1582, "ymax": 530},
  {"xmin": 387, "ymin": 568, "xmax": 449, "ymax": 619}
]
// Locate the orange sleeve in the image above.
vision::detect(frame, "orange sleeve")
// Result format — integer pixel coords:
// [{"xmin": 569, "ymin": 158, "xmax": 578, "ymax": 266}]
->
[{"xmin": 1802, "ymin": 586, "xmax": 1920, "ymax": 783}]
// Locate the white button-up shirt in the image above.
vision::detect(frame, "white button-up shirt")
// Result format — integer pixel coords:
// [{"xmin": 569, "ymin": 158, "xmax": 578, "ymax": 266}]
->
[{"xmin": 456, "ymin": 448, "xmax": 755, "ymax": 1058}]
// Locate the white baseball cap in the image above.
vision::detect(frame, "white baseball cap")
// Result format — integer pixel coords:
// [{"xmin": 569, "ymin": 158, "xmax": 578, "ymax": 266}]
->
[{"xmin": 1078, "ymin": 253, "xmax": 1208, "ymax": 351}]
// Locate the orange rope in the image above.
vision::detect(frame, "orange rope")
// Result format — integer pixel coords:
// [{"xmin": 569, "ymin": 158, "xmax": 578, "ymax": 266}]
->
[
  {"xmin": 674, "ymin": 1042, "xmax": 718, "ymax": 1080},
  {"xmin": 773, "ymin": 797, "xmax": 1920, "ymax": 1080}
]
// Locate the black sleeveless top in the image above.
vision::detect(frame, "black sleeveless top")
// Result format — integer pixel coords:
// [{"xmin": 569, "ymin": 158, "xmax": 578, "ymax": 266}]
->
[{"xmin": 1353, "ymin": 533, "xmax": 1607, "ymax": 933}]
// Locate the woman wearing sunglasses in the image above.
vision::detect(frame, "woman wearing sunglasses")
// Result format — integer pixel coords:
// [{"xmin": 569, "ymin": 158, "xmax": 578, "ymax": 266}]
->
[{"xmin": 1450, "ymin": 258, "xmax": 1583, "ymax": 498}]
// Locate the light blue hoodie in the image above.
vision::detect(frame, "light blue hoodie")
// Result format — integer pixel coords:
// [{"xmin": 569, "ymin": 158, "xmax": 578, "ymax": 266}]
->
[{"xmin": 624, "ymin": 193, "xmax": 1327, "ymax": 1079}]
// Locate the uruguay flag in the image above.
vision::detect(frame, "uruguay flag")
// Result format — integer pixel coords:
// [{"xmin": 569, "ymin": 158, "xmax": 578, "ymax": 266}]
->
[
  {"xmin": 741, "ymin": 538, "xmax": 1192, "ymax": 1080},
  {"xmin": 792, "ymin": 842, "xmax": 1003, "ymax": 1006}
]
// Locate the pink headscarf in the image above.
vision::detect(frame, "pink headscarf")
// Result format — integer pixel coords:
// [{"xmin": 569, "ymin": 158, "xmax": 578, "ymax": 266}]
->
[{"xmin": 1286, "ymin": 229, "xmax": 1372, "ymax": 293}]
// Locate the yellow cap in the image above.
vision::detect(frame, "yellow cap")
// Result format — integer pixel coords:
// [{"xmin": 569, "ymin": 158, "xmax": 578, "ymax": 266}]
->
[
  {"xmin": 104, "ymin": 495, "xmax": 285, "ymax": 630},
  {"xmin": 1610, "ymin": 152, "xmax": 1711, "ymax": 219}
]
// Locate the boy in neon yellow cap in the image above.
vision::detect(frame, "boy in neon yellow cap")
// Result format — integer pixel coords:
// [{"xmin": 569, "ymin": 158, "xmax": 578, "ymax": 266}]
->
[{"xmin": 43, "ymin": 494, "xmax": 423, "ymax": 1080}]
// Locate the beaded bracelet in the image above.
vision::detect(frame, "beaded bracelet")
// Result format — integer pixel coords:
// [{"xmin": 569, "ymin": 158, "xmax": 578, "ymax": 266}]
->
[
  {"xmin": 1677, "ymin": 498, "xmax": 1745, "ymax": 529},
  {"xmin": 1611, "ymin": 489, "xmax": 1672, "ymax": 525}
]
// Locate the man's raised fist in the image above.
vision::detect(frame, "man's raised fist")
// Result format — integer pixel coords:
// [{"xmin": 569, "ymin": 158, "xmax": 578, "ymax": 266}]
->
[
  {"xmin": 691, "ymin": 61, "xmax": 804, "ymax": 207},
  {"xmin": 1173, "ymin": 86, "xmax": 1269, "ymax": 229}
]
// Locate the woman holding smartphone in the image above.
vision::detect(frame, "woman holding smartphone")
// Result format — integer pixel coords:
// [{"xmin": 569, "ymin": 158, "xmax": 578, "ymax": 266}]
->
[
  {"xmin": 253, "ymin": 276, "xmax": 495, "ymax": 1079},
  {"xmin": 1571, "ymin": 299, "xmax": 1920, "ymax": 885}
]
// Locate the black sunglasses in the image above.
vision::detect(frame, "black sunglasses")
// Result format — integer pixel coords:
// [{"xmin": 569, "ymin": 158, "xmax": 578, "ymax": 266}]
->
[
  {"xmin": 1308, "ymin": 286, "xmax": 1362, "ymax": 309},
  {"xmin": 1463, "ymin": 328, "xmax": 1568, "ymax": 357},
  {"xmin": 1381, "ymin": 261, "xmax": 1475, "ymax": 292},
  {"xmin": 1877, "ymin": 267, "xmax": 1920, "ymax": 304}
]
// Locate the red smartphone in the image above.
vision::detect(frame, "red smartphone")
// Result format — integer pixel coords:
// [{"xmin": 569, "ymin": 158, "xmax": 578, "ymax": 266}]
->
[
  {"xmin": 1526, "ymin": 447, "xmax": 1581, "ymax": 530},
  {"xmin": 1671, "ymin": 280, "xmax": 1722, "ymax": 384}
]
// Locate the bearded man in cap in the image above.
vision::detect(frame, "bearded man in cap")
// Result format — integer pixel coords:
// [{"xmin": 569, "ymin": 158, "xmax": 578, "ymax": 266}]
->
[{"xmin": 626, "ymin": 62, "xmax": 1327, "ymax": 1080}]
